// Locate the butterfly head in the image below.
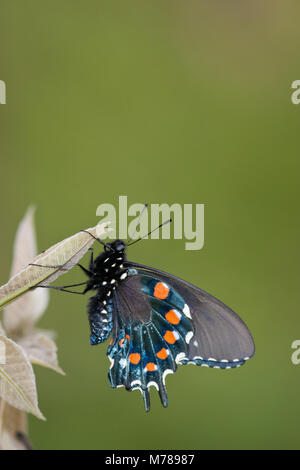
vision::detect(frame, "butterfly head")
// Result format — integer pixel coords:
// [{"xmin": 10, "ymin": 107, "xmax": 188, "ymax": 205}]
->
[{"xmin": 107, "ymin": 239, "xmax": 126, "ymax": 253}]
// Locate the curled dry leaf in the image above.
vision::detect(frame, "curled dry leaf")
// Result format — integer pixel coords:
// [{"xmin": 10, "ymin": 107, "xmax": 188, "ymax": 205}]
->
[
  {"xmin": 18, "ymin": 330, "xmax": 65, "ymax": 375},
  {"xmin": 0, "ymin": 221, "xmax": 110, "ymax": 311},
  {"xmin": 3, "ymin": 207, "xmax": 49, "ymax": 333},
  {"xmin": 0, "ymin": 429, "xmax": 28, "ymax": 450},
  {"xmin": 0, "ymin": 335, "xmax": 45, "ymax": 420},
  {"xmin": 9, "ymin": 207, "xmax": 39, "ymax": 279},
  {"xmin": 3, "ymin": 288, "xmax": 50, "ymax": 335},
  {"xmin": 0, "ymin": 400, "xmax": 28, "ymax": 450}
]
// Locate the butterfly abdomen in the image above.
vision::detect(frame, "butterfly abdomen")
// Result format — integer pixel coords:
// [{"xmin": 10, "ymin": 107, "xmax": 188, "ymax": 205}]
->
[{"xmin": 88, "ymin": 293, "xmax": 113, "ymax": 345}]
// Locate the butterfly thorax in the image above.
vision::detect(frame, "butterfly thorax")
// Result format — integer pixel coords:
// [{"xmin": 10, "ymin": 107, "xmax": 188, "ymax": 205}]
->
[{"xmin": 86, "ymin": 240, "xmax": 127, "ymax": 288}]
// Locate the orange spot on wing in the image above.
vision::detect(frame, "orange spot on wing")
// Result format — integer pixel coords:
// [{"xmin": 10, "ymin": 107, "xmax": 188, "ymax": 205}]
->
[
  {"xmin": 154, "ymin": 282, "xmax": 169, "ymax": 299},
  {"xmin": 156, "ymin": 348, "xmax": 168, "ymax": 360},
  {"xmin": 164, "ymin": 330, "xmax": 177, "ymax": 344},
  {"xmin": 129, "ymin": 353, "xmax": 141, "ymax": 365},
  {"xmin": 165, "ymin": 309, "xmax": 181, "ymax": 325},
  {"xmin": 146, "ymin": 362, "xmax": 156, "ymax": 372},
  {"xmin": 126, "ymin": 334, "xmax": 130, "ymax": 340},
  {"xmin": 109, "ymin": 338, "xmax": 114, "ymax": 346}
]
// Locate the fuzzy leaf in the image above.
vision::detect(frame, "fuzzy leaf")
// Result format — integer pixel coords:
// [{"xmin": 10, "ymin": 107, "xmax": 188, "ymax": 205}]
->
[
  {"xmin": 0, "ymin": 222, "xmax": 110, "ymax": 310},
  {"xmin": 19, "ymin": 330, "xmax": 65, "ymax": 375},
  {"xmin": 9, "ymin": 207, "xmax": 39, "ymax": 277},
  {"xmin": 0, "ymin": 335, "xmax": 45, "ymax": 420},
  {"xmin": 0, "ymin": 399, "xmax": 28, "ymax": 450},
  {"xmin": 3, "ymin": 207, "xmax": 49, "ymax": 333},
  {"xmin": 0, "ymin": 322, "xmax": 5, "ymax": 336},
  {"xmin": 0, "ymin": 430, "xmax": 28, "ymax": 450}
]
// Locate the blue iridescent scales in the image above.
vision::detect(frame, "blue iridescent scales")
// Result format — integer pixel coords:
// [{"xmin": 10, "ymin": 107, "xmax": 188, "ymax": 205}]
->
[{"xmin": 104, "ymin": 268, "xmax": 248, "ymax": 412}]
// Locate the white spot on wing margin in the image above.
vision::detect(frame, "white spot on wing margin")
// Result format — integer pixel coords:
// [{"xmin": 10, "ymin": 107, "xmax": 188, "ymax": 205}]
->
[
  {"xmin": 162, "ymin": 369, "xmax": 173, "ymax": 385},
  {"xmin": 183, "ymin": 304, "xmax": 192, "ymax": 319},
  {"xmin": 185, "ymin": 331, "xmax": 194, "ymax": 344}
]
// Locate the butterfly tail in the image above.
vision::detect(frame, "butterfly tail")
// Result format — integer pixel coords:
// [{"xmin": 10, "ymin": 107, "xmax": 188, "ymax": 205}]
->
[{"xmin": 107, "ymin": 305, "xmax": 192, "ymax": 411}]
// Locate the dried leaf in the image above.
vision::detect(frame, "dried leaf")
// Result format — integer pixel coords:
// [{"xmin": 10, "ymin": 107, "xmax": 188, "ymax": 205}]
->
[
  {"xmin": 3, "ymin": 207, "xmax": 49, "ymax": 333},
  {"xmin": 0, "ymin": 222, "xmax": 110, "ymax": 310},
  {"xmin": 0, "ymin": 430, "xmax": 28, "ymax": 450},
  {"xmin": 0, "ymin": 400, "xmax": 27, "ymax": 435},
  {"xmin": 3, "ymin": 288, "xmax": 50, "ymax": 335},
  {"xmin": 0, "ymin": 335, "xmax": 45, "ymax": 420},
  {"xmin": 10, "ymin": 207, "xmax": 38, "ymax": 277},
  {"xmin": 0, "ymin": 399, "xmax": 28, "ymax": 450},
  {"xmin": 19, "ymin": 330, "xmax": 65, "ymax": 375}
]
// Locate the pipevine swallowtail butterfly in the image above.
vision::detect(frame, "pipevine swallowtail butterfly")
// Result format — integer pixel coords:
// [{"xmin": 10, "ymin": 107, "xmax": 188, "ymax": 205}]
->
[{"xmin": 35, "ymin": 211, "xmax": 255, "ymax": 411}]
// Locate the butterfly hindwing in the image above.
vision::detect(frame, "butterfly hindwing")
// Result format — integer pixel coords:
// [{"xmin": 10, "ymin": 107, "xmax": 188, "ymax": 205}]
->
[{"xmin": 107, "ymin": 271, "xmax": 195, "ymax": 411}]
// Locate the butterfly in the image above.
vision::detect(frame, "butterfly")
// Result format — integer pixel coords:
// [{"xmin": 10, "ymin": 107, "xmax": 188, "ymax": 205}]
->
[{"xmin": 37, "ymin": 214, "xmax": 255, "ymax": 412}]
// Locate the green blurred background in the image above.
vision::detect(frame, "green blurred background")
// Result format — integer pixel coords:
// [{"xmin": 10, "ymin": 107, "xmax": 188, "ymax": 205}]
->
[{"xmin": 0, "ymin": 0, "xmax": 300, "ymax": 450}]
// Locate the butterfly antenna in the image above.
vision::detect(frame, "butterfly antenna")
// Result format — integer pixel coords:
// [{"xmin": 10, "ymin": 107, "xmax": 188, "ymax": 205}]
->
[
  {"xmin": 127, "ymin": 218, "xmax": 172, "ymax": 247},
  {"xmin": 80, "ymin": 230, "xmax": 115, "ymax": 252},
  {"xmin": 126, "ymin": 203, "xmax": 148, "ymax": 245}
]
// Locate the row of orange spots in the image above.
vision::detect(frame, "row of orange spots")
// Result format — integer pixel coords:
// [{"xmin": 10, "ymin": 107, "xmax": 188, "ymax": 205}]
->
[
  {"xmin": 165, "ymin": 309, "xmax": 181, "ymax": 325},
  {"xmin": 154, "ymin": 282, "xmax": 169, "ymax": 299},
  {"xmin": 130, "ymin": 348, "xmax": 170, "ymax": 365},
  {"xmin": 128, "ymin": 359, "xmax": 158, "ymax": 372}
]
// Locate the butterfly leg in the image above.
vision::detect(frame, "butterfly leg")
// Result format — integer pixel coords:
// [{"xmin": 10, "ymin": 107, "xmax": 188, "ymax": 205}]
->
[
  {"xmin": 77, "ymin": 263, "xmax": 93, "ymax": 277},
  {"xmin": 88, "ymin": 247, "xmax": 95, "ymax": 272},
  {"xmin": 29, "ymin": 262, "xmax": 93, "ymax": 277},
  {"xmin": 36, "ymin": 282, "xmax": 88, "ymax": 295}
]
